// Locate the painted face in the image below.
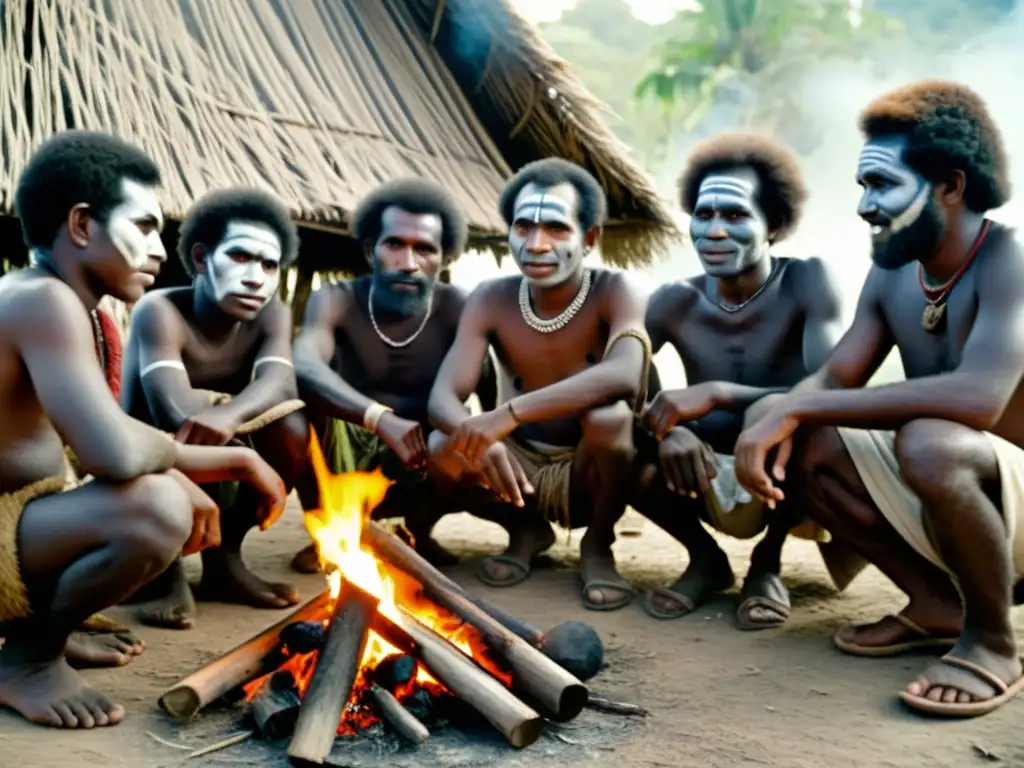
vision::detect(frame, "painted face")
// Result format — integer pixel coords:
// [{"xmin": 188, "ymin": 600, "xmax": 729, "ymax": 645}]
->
[
  {"xmin": 508, "ymin": 182, "xmax": 587, "ymax": 288},
  {"xmin": 856, "ymin": 135, "xmax": 944, "ymax": 271},
  {"xmin": 105, "ymin": 178, "xmax": 165, "ymax": 270},
  {"xmin": 205, "ymin": 220, "xmax": 282, "ymax": 317},
  {"xmin": 689, "ymin": 168, "xmax": 770, "ymax": 278},
  {"xmin": 370, "ymin": 206, "xmax": 443, "ymax": 317}
]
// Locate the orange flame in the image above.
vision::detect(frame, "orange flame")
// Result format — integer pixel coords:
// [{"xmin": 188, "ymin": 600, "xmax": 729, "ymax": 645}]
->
[{"xmin": 244, "ymin": 429, "xmax": 511, "ymax": 734}]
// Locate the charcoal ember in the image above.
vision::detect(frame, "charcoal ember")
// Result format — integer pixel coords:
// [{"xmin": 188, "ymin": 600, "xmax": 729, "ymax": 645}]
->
[
  {"xmin": 280, "ymin": 620, "xmax": 325, "ymax": 654},
  {"xmin": 269, "ymin": 669, "xmax": 296, "ymax": 692},
  {"xmin": 400, "ymin": 687, "xmax": 436, "ymax": 722},
  {"xmin": 370, "ymin": 654, "xmax": 416, "ymax": 690},
  {"xmin": 541, "ymin": 621, "xmax": 604, "ymax": 681}
]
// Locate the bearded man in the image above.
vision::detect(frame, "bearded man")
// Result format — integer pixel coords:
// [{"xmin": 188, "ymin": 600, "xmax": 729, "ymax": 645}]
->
[
  {"xmin": 735, "ymin": 80, "xmax": 1024, "ymax": 717},
  {"xmin": 428, "ymin": 158, "xmax": 649, "ymax": 612},
  {"xmin": 291, "ymin": 178, "xmax": 495, "ymax": 572},
  {"xmin": 639, "ymin": 132, "xmax": 846, "ymax": 629},
  {"xmin": 0, "ymin": 132, "xmax": 285, "ymax": 728},
  {"xmin": 122, "ymin": 188, "xmax": 307, "ymax": 628}
]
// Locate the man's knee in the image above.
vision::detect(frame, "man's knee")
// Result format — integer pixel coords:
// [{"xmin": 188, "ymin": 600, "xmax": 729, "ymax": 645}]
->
[
  {"xmin": 895, "ymin": 418, "xmax": 986, "ymax": 497},
  {"xmin": 796, "ymin": 424, "xmax": 846, "ymax": 480},
  {"xmin": 581, "ymin": 401, "xmax": 635, "ymax": 456},
  {"xmin": 116, "ymin": 474, "xmax": 192, "ymax": 564},
  {"xmin": 256, "ymin": 411, "xmax": 311, "ymax": 481}
]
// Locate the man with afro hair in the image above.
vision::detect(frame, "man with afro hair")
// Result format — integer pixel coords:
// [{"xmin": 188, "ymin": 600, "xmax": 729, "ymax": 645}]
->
[
  {"xmin": 638, "ymin": 131, "xmax": 846, "ymax": 629},
  {"xmin": 122, "ymin": 186, "xmax": 305, "ymax": 629},
  {"xmin": 0, "ymin": 133, "xmax": 285, "ymax": 729},
  {"xmin": 735, "ymin": 80, "xmax": 1024, "ymax": 717},
  {"xmin": 291, "ymin": 177, "xmax": 494, "ymax": 572},
  {"xmin": 428, "ymin": 158, "xmax": 650, "ymax": 612}
]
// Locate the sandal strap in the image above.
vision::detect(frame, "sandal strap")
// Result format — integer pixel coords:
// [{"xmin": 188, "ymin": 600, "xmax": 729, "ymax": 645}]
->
[
  {"xmin": 892, "ymin": 613, "xmax": 930, "ymax": 638},
  {"xmin": 938, "ymin": 655, "xmax": 1010, "ymax": 694}
]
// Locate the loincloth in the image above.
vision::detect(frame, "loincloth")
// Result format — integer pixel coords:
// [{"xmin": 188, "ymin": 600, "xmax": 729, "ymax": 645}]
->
[
  {"xmin": 0, "ymin": 475, "xmax": 67, "ymax": 621},
  {"xmin": 504, "ymin": 436, "xmax": 576, "ymax": 529},
  {"xmin": 319, "ymin": 418, "xmax": 423, "ymax": 488},
  {"xmin": 838, "ymin": 427, "xmax": 1024, "ymax": 581}
]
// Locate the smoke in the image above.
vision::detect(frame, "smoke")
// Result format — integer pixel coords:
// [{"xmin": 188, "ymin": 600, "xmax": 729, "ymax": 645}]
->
[{"xmin": 640, "ymin": 9, "xmax": 1024, "ymax": 386}]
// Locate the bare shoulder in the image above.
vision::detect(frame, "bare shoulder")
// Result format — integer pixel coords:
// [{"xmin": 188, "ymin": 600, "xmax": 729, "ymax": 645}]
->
[
  {"xmin": 467, "ymin": 275, "xmax": 518, "ymax": 305},
  {"xmin": 255, "ymin": 295, "xmax": 292, "ymax": 331},
  {"xmin": 306, "ymin": 278, "xmax": 354, "ymax": 325},
  {"xmin": 645, "ymin": 279, "xmax": 702, "ymax": 325},
  {"xmin": 783, "ymin": 256, "xmax": 841, "ymax": 311},
  {"xmin": 0, "ymin": 272, "xmax": 93, "ymax": 343},
  {"xmin": 433, "ymin": 281, "xmax": 470, "ymax": 326},
  {"xmin": 129, "ymin": 288, "xmax": 189, "ymax": 343},
  {"xmin": 977, "ymin": 226, "xmax": 1024, "ymax": 287}
]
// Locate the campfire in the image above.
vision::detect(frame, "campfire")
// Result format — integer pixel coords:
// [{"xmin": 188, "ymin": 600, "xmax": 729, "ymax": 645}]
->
[{"xmin": 158, "ymin": 432, "xmax": 592, "ymax": 766}]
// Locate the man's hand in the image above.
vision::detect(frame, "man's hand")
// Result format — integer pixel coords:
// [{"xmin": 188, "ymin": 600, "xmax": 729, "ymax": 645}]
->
[
  {"xmin": 734, "ymin": 403, "xmax": 800, "ymax": 507},
  {"xmin": 236, "ymin": 450, "xmax": 289, "ymax": 530},
  {"xmin": 644, "ymin": 384, "xmax": 718, "ymax": 439},
  {"xmin": 451, "ymin": 406, "xmax": 518, "ymax": 467},
  {"xmin": 742, "ymin": 392, "xmax": 789, "ymax": 431},
  {"xmin": 477, "ymin": 443, "xmax": 534, "ymax": 507},
  {"xmin": 167, "ymin": 469, "xmax": 222, "ymax": 556},
  {"xmin": 657, "ymin": 426, "xmax": 717, "ymax": 497},
  {"xmin": 176, "ymin": 407, "xmax": 241, "ymax": 446},
  {"xmin": 375, "ymin": 412, "xmax": 428, "ymax": 469}
]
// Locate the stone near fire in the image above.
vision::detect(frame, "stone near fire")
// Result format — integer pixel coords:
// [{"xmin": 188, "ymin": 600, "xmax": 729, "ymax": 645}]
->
[{"xmin": 542, "ymin": 621, "xmax": 604, "ymax": 681}]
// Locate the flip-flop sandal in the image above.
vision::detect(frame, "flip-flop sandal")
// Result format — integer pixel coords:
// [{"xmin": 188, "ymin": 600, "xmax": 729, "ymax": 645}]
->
[
  {"xmin": 581, "ymin": 580, "xmax": 636, "ymax": 612},
  {"xmin": 833, "ymin": 614, "xmax": 958, "ymax": 658},
  {"xmin": 736, "ymin": 572, "xmax": 791, "ymax": 631},
  {"xmin": 477, "ymin": 555, "xmax": 532, "ymax": 588},
  {"xmin": 643, "ymin": 586, "xmax": 697, "ymax": 620},
  {"xmin": 899, "ymin": 655, "xmax": 1024, "ymax": 718}
]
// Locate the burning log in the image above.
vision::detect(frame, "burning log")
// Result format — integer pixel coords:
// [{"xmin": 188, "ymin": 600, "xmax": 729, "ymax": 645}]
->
[
  {"xmin": 365, "ymin": 523, "xmax": 588, "ymax": 720},
  {"xmin": 368, "ymin": 684, "xmax": 430, "ymax": 744},
  {"xmin": 287, "ymin": 580, "xmax": 379, "ymax": 767},
  {"xmin": 397, "ymin": 607, "xmax": 543, "ymax": 749},
  {"xmin": 160, "ymin": 590, "xmax": 331, "ymax": 720},
  {"xmin": 251, "ymin": 671, "xmax": 301, "ymax": 741}
]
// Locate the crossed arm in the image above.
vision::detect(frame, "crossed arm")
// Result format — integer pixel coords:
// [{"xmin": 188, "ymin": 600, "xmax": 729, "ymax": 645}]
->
[{"xmin": 132, "ymin": 295, "xmax": 298, "ymax": 435}]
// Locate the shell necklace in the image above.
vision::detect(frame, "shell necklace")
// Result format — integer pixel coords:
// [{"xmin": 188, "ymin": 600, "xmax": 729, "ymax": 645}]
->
[
  {"xmin": 519, "ymin": 269, "xmax": 592, "ymax": 333},
  {"xmin": 369, "ymin": 285, "xmax": 434, "ymax": 348}
]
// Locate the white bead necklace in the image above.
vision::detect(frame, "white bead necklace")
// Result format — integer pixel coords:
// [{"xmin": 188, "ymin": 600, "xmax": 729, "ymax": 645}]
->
[
  {"xmin": 369, "ymin": 286, "xmax": 434, "ymax": 348},
  {"xmin": 518, "ymin": 269, "xmax": 592, "ymax": 333}
]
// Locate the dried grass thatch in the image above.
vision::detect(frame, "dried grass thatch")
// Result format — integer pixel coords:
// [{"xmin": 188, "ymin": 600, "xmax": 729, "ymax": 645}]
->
[{"xmin": 0, "ymin": 0, "xmax": 678, "ymax": 273}]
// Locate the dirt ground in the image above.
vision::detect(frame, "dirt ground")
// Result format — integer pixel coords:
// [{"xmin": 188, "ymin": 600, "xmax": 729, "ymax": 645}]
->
[{"xmin": 4, "ymin": 498, "xmax": 1024, "ymax": 768}]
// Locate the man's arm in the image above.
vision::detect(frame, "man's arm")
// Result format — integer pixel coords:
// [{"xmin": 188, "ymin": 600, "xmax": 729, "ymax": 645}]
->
[
  {"xmin": 785, "ymin": 253, "xmax": 1024, "ymax": 431},
  {"xmin": 130, "ymin": 295, "xmax": 220, "ymax": 432},
  {"xmin": 506, "ymin": 272, "xmax": 648, "ymax": 423},
  {"xmin": 428, "ymin": 285, "xmax": 492, "ymax": 434},
  {"xmin": 18, "ymin": 281, "xmax": 178, "ymax": 480},
  {"xmin": 207, "ymin": 299, "xmax": 299, "ymax": 425},
  {"xmin": 293, "ymin": 285, "xmax": 377, "ymax": 425},
  {"xmin": 799, "ymin": 256, "xmax": 845, "ymax": 373}
]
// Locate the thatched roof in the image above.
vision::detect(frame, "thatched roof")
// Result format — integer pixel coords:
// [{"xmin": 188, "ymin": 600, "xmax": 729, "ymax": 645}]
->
[{"xmin": 0, "ymin": 0, "xmax": 678, "ymax": 272}]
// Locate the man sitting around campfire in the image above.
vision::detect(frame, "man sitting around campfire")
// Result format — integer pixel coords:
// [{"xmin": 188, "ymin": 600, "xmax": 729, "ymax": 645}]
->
[
  {"xmin": 735, "ymin": 80, "xmax": 1024, "ymax": 716},
  {"xmin": 0, "ymin": 131, "xmax": 286, "ymax": 729},
  {"xmin": 428, "ymin": 158, "xmax": 649, "ymax": 611},
  {"xmin": 291, "ymin": 178, "xmax": 495, "ymax": 572},
  {"xmin": 638, "ymin": 132, "xmax": 846, "ymax": 628},
  {"xmin": 122, "ymin": 187, "xmax": 307, "ymax": 629}
]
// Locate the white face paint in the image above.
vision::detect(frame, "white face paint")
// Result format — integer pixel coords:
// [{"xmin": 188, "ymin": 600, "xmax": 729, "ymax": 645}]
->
[
  {"xmin": 106, "ymin": 178, "xmax": 165, "ymax": 270},
  {"xmin": 206, "ymin": 220, "xmax": 283, "ymax": 312},
  {"xmin": 508, "ymin": 182, "xmax": 587, "ymax": 288}
]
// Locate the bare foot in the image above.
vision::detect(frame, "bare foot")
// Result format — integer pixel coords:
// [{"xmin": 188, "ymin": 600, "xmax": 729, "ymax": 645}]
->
[
  {"xmin": 291, "ymin": 543, "xmax": 321, "ymax": 574},
  {"xmin": 197, "ymin": 552, "xmax": 300, "ymax": 609},
  {"xmin": 66, "ymin": 629, "xmax": 143, "ymax": 668},
  {"xmin": 644, "ymin": 553, "xmax": 734, "ymax": 619},
  {"xmin": 580, "ymin": 545, "xmax": 634, "ymax": 610},
  {"xmin": 835, "ymin": 611, "xmax": 961, "ymax": 652},
  {"xmin": 0, "ymin": 652, "xmax": 124, "ymax": 728},
  {"xmin": 905, "ymin": 641, "xmax": 1022, "ymax": 704},
  {"xmin": 478, "ymin": 518, "xmax": 555, "ymax": 587},
  {"xmin": 128, "ymin": 559, "xmax": 197, "ymax": 630}
]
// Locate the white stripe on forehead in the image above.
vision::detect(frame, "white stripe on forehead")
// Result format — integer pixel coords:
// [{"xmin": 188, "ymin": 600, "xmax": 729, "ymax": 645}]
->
[
  {"xmin": 858, "ymin": 146, "xmax": 901, "ymax": 165},
  {"xmin": 698, "ymin": 175, "xmax": 755, "ymax": 196},
  {"xmin": 220, "ymin": 221, "xmax": 282, "ymax": 261},
  {"xmin": 514, "ymin": 192, "xmax": 573, "ymax": 224}
]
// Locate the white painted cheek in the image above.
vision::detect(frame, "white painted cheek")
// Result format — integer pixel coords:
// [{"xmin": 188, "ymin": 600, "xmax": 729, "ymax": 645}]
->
[
  {"xmin": 210, "ymin": 255, "xmax": 247, "ymax": 302},
  {"xmin": 147, "ymin": 230, "xmax": 166, "ymax": 259},
  {"xmin": 109, "ymin": 217, "xmax": 149, "ymax": 270},
  {"xmin": 891, "ymin": 183, "xmax": 931, "ymax": 233}
]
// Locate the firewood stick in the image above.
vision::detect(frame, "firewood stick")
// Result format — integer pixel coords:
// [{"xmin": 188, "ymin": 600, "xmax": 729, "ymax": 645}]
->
[
  {"xmin": 287, "ymin": 581, "xmax": 379, "ymax": 767},
  {"xmin": 368, "ymin": 684, "xmax": 429, "ymax": 744},
  {"xmin": 251, "ymin": 672, "xmax": 302, "ymax": 741},
  {"xmin": 159, "ymin": 590, "xmax": 331, "ymax": 721},
  {"xmin": 365, "ymin": 523, "xmax": 587, "ymax": 720},
  {"xmin": 397, "ymin": 607, "xmax": 543, "ymax": 749}
]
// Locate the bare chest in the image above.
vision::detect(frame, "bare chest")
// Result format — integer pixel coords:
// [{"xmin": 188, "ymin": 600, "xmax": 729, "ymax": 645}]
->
[
  {"xmin": 337, "ymin": 314, "xmax": 454, "ymax": 393},
  {"xmin": 180, "ymin": 327, "xmax": 262, "ymax": 390}
]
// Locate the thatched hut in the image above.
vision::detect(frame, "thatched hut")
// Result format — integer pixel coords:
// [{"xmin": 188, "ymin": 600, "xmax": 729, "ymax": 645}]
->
[{"xmin": 0, "ymin": 0, "xmax": 678, "ymax": 320}]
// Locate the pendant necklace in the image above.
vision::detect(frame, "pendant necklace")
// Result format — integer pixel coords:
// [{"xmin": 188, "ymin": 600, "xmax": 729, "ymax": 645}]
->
[
  {"xmin": 714, "ymin": 258, "xmax": 780, "ymax": 313},
  {"xmin": 918, "ymin": 218, "xmax": 990, "ymax": 333},
  {"xmin": 369, "ymin": 285, "xmax": 434, "ymax": 348},
  {"xmin": 519, "ymin": 268, "xmax": 592, "ymax": 333}
]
